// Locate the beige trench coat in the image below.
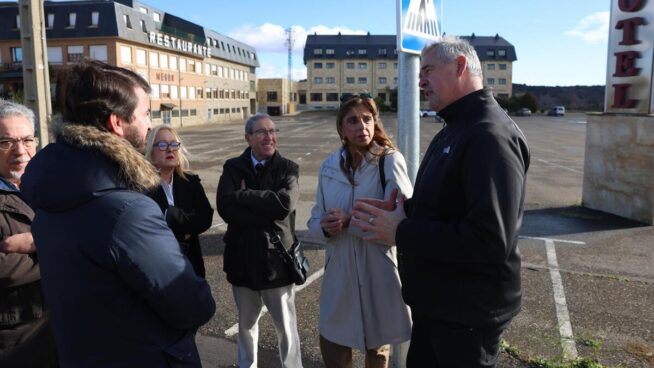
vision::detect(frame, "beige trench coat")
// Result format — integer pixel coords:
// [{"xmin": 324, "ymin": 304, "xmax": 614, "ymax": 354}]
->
[{"xmin": 308, "ymin": 148, "xmax": 413, "ymax": 350}]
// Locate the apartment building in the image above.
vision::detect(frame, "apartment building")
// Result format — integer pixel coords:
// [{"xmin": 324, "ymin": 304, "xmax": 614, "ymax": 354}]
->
[
  {"xmin": 0, "ymin": 0, "xmax": 259, "ymax": 127},
  {"xmin": 256, "ymin": 78, "xmax": 298, "ymax": 116},
  {"xmin": 302, "ymin": 33, "xmax": 517, "ymax": 110}
]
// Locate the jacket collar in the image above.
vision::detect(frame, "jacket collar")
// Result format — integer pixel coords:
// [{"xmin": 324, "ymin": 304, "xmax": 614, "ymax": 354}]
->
[
  {"xmin": 0, "ymin": 177, "xmax": 18, "ymax": 192},
  {"xmin": 438, "ymin": 88, "xmax": 492, "ymax": 126},
  {"xmin": 53, "ymin": 121, "xmax": 160, "ymax": 192}
]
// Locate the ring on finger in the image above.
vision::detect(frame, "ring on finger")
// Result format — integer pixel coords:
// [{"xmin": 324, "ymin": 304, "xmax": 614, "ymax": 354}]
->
[{"xmin": 368, "ymin": 216, "xmax": 375, "ymax": 225}]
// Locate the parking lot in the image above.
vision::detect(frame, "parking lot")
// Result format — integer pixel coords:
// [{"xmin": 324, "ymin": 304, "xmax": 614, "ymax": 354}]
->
[{"xmin": 177, "ymin": 111, "xmax": 653, "ymax": 367}]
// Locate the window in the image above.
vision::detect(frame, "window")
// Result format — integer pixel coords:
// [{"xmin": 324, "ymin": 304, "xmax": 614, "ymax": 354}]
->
[
  {"xmin": 310, "ymin": 93, "xmax": 323, "ymax": 101},
  {"xmin": 181, "ymin": 109, "xmax": 189, "ymax": 117},
  {"xmin": 378, "ymin": 48, "xmax": 387, "ymax": 56},
  {"xmin": 179, "ymin": 58, "xmax": 186, "ymax": 72},
  {"xmin": 190, "ymin": 109, "xmax": 197, "ymax": 116},
  {"xmin": 358, "ymin": 77, "xmax": 367, "ymax": 84},
  {"xmin": 160, "ymin": 85, "xmax": 170, "ymax": 98},
  {"xmin": 313, "ymin": 48, "xmax": 323, "ymax": 55},
  {"xmin": 499, "ymin": 64, "xmax": 507, "ymax": 70},
  {"xmin": 195, "ymin": 62, "xmax": 202, "ymax": 74},
  {"xmin": 346, "ymin": 62, "xmax": 355, "ymax": 69},
  {"xmin": 314, "ymin": 77, "xmax": 323, "ymax": 84},
  {"xmin": 91, "ymin": 11, "xmax": 99, "ymax": 26},
  {"xmin": 314, "ymin": 62, "xmax": 323, "ymax": 69},
  {"xmin": 189, "ymin": 86, "xmax": 195, "ymax": 99},
  {"xmin": 172, "ymin": 110, "xmax": 179, "ymax": 118},
  {"xmin": 136, "ymin": 49, "xmax": 146, "ymax": 65},
  {"xmin": 140, "ymin": 20, "xmax": 147, "ymax": 33},
  {"xmin": 498, "ymin": 78, "xmax": 507, "ymax": 85},
  {"xmin": 120, "ymin": 46, "xmax": 132, "ymax": 64},
  {"xmin": 210, "ymin": 64, "xmax": 217, "ymax": 76},
  {"xmin": 68, "ymin": 13, "xmax": 76, "ymax": 27},
  {"xmin": 139, "ymin": 7, "xmax": 148, "ymax": 14},
  {"xmin": 14, "ymin": 15, "xmax": 20, "ymax": 29},
  {"xmin": 326, "ymin": 77, "xmax": 335, "ymax": 84},
  {"xmin": 159, "ymin": 53, "xmax": 168, "ymax": 69},
  {"xmin": 153, "ymin": 12, "xmax": 160, "ymax": 22},
  {"xmin": 151, "ymin": 110, "xmax": 161, "ymax": 119},
  {"xmin": 487, "ymin": 64, "xmax": 495, "ymax": 70},
  {"xmin": 123, "ymin": 14, "xmax": 131, "ymax": 29},
  {"xmin": 326, "ymin": 62, "xmax": 335, "ymax": 69},
  {"xmin": 267, "ymin": 91, "xmax": 278, "ymax": 102},
  {"xmin": 378, "ymin": 77, "xmax": 387, "ymax": 84},
  {"xmin": 346, "ymin": 77, "xmax": 355, "ymax": 84},
  {"xmin": 180, "ymin": 86, "xmax": 187, "ymax": 99},
  {"xmin": 394, "ymin": 77, "xmax": 398, "ymax": 84},
  {"xmin": 326, "ymin": 93, "xmax": 338, "ymax": 102},
  {"xmin": 47, "ymin": 47, "xmax": 63, "ymax": 64},
  {"xmin": 196, "ymin": 88, "xmax": 202, "ymax": 99},
  {"xmin": 345, "ymin": 49, "xmax": 355, "ymax": 56},
  {"xmin": 486, "ymin": 49, "xmax": 495, "ymax": 57},
  {"xmin": 171, "ymin": 86, "xmax": 178, "ymax": 99},
  {"xmin": 394, "ymin": 62, "xmax": 398, "ymax": 69},
  {"xmin": 358, "ymin": 62, "xmax": 367, "ymax": 69},
  {"xmin": 149, "ymin": 51, "xmax": 158, "ymax": 67},
  {"xmin": 67, "ymin": 46, "xmax": 83, "ymax": 62},
  {"xmin": 326, "ymin": 49, "xmax": 335, "ymax": 55},
  {"xmin": 89, "ymin": 45, "xmax": 108, "ymax": 62},
  {"xmin": 358, "ymin": 48, "xmax": 367, "ymax": 55},
  {"xmin": 486, "ymin": 78, "xmax": 495, "ymax": 85},
  {"xmin": 498, "ymin": 49, "xmax": 507, "ymax": 57},
  {"xmin": 47, "ymin": 14, "xmax": 54, "ymax": 28},
  {"xmin": 378, "ymin": 62, "xmax": 387, "ymax": 69},
  {"xmin": 170, "ymin": 56, "xmax": 177, "ymax": 70},
  {"xmin": 150, "ymin": 84, "xmax": 159, "ymax": 98}
]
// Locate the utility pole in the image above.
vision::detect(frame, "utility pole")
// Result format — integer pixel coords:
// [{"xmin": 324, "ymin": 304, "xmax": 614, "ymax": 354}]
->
[
  {"xmin": 285, "ymin": 27, "xmax": 294, "ymax": 114},
  {"xmin": 18, "ymin": 0, "xmax": 51, "ymax": 148}
]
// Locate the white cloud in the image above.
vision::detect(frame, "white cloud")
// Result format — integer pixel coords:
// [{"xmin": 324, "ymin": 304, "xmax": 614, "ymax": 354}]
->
[
  {"xmin": 228, "ymin": 23, "xmax": 368, "ymax": 53},
  {"xmin": 565, "ymin": 11, "xmax": 609, "ymax": 44}
]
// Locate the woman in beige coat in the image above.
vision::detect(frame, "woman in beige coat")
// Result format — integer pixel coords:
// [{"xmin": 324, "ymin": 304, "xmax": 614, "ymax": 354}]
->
[{"xmin": 308, "ymin": 94, "xmax": 413, "ymax": 368}]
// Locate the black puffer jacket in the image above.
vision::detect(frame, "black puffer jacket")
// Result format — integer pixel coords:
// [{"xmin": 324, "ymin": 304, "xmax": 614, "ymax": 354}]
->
[
  {"xmin": 217, "ymin": 148, "xmax": 299, "ymax": 290},
  {"xmin": 397, "ymin": 89, "xmax": 530, "ymax": 327}
]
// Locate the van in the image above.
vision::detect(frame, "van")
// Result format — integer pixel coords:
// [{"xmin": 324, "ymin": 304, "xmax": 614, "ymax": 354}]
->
[{"xmin": 547, "ymin": 106, "xmax": 565, "ymax": 116}]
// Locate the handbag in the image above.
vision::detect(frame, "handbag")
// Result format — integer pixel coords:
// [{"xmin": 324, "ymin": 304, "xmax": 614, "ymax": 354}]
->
[{"xmin": 268, "ymin": 231, "xmax": 310, "ymax": 286}]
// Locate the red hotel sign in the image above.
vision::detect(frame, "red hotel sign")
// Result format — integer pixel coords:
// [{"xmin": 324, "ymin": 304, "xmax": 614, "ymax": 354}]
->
[{"xmin": 606, "ymin": 0, "xmax": 654, "ymax": 113}]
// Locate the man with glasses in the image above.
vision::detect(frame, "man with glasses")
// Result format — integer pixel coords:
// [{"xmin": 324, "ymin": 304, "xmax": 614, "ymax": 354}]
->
[
  {"xmin": 0, "ymin": 100, "xmax": 58, "ymax": 367},
  {"xmin": 353, "ymin": 36, "xmax": 530, "ymax": 367},
  {"xmin": 217, "ymin": 113, "xmax": 303, "ymax": 368},
  {"xmin": 20, "ymin": 60, "xmax": 215, "ymax": 367}
]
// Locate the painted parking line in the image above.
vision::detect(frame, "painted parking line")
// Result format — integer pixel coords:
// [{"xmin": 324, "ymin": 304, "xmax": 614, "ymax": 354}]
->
[
  {"xmin": 536, "ymin": 158, "xmax": 583, "ymax": 174},
  {"xmin": 224, "ymin": 268, "xmax": 325, "ymax": 338},
  {"xmin": 520, "ymin": 235, "xmax": 580, "ymax": 360}
]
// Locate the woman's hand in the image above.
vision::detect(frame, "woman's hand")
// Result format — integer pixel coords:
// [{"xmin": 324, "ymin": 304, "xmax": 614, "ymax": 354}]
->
[{"xmin": 320, "ymin": 208, "xmax": 351, "ymax": 237}]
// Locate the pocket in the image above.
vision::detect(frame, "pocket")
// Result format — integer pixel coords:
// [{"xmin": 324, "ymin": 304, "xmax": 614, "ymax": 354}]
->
[{"xmin": 164, "ymin": 333, "xmax": 199, "ymax": 365}]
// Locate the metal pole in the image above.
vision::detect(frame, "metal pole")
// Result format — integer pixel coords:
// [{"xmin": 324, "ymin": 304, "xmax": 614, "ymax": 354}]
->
[
  {"xmin": 397, "ymin": 52, "xmax": 420, "ymax": 184},
  {"xmin": 19, "ymin": 0, "xmax": 51, "ymax": 148}
]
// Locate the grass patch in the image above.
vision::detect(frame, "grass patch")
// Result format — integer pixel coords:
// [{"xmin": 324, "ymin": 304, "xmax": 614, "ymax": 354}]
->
[{"xmin": 501, "ymin": 340, "xmax": 617, "ymax": 368}]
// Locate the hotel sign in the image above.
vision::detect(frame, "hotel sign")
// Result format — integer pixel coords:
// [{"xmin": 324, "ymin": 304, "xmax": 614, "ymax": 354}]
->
[
  {"xmin": 148, "ymin": 31, "xmax": 212, "ymax": 58},
  {"xmin": 606, "ymin": 0, "xmax": 654, "ymax": 113}
]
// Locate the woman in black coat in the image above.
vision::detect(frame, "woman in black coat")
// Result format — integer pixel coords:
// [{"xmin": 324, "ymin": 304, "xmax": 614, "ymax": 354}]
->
[{"xmin": 146, "ymin": 125, "xmax": 213, "ymax": 278}]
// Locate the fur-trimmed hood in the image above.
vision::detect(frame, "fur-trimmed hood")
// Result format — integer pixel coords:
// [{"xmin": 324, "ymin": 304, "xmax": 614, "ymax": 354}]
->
[{"xmin": 21, "ymin": 122, "xmax": 159, "ymax": 212}]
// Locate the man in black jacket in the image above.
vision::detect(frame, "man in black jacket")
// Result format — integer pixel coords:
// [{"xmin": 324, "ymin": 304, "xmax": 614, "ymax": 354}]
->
[
  {"xmin": 353, "ymin": 36, "xmax": 530, "ymax": 367},
  {"xmin": 217, "ymin": 113, "xmax": 303, "ymax": 368}
]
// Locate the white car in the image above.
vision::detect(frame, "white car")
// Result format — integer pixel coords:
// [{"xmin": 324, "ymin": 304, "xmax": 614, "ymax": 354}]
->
[{"xmin": 420, "ymin": 110, "xmax": 437, "ymax": 117}]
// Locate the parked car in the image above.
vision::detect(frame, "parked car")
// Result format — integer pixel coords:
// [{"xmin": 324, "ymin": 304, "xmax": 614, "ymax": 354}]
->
[
  {"xmin": 547, "ymin": 106, "xmax": 565, "ymax": 116},
  {"xmin": 420, "ymin": 110, "xmax": 437, "ymax": 117},
  {"xmin": 515, "ymin": 108, "xmax": 532, "ymax": 116}
]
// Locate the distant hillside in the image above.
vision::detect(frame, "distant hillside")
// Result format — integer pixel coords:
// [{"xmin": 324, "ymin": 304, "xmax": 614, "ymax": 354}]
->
[{"xmin": 512, "ymin": 84, "xmax": 605, "ymax": 112}]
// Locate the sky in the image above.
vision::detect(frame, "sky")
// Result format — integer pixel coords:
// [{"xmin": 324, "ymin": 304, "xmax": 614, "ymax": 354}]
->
[{"xmin": 142, "ymin": 0, "xmax": 611, "ymax": 87}]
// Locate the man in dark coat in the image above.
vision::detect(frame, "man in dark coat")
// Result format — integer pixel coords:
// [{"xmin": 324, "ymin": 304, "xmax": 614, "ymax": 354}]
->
[
  {"xmin": 0, "ymin": 100, "xmax": 58, "ymax": 367},
  {"xmin": 353, "ymin": 36, "xmax": 530, "ymax": 367},
  {"xmin": 20, "ymin": 60, "xmax": 216, "ymax": 368},
  {"xmin": 216, "ymin": 113, "xmax": 303, "ymax": 368}
]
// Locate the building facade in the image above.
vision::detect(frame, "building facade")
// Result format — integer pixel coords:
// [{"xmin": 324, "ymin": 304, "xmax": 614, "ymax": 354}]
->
[
  {"xmin": 301, "ymin": 33, "xmax": 517, "ymax": 110},
  {"xmin": 256, "ymin": 78, "xmax": 297, "ymax": 116},
  {"xmin": 0, "ymin": 0, "xmax": 259, "ymax": 127}
]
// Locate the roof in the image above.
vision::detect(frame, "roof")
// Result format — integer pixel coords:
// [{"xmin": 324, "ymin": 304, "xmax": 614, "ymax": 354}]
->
[
  {"xmin": 303, "ymin": 33, "xmax": 517, "ymax": 64},
  {"xmin": 0, "ymin": 0, "xmax": 259, "ymax": 67}
]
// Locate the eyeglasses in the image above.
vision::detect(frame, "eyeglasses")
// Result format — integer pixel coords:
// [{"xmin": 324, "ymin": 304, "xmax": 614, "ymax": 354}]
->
[
  {"xmin": 0, "ymin": 136, "xmax": 39, "ymax": 151},
  {"xmin": 340, "ymin": 93, "xmax": 373, "ymax": 104},
  {"xmin": 252, "ymin": 128, "xmax": 279, "ymax": 137},
  {"xmin": 153, "ymin": 141, "xmax": 181, "ymax": 151}
]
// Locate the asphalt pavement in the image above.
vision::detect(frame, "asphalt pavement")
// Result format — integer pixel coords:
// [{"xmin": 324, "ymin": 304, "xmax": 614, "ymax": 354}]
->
[{"xmin": 177, "ymin": 111, "xmax": 653, "ymax": 368}]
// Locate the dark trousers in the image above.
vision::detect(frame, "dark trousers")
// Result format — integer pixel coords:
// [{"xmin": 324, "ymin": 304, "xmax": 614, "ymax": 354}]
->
[{"xmin": 406, "ymin": 312, "xmax": 509, "ymax": 368}]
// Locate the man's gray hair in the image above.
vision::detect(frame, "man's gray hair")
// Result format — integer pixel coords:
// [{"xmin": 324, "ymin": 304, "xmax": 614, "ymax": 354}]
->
[
  {"xmin": 0, "ymin": 99, "xmax": 36, "ymax": 131},
  {"xmin": 422, "ymin": 36, "xmax": 483, "ymax": 78},
  {"xmin": 244, "ymin": 113, "xmax": 272, "ymax": 134}
]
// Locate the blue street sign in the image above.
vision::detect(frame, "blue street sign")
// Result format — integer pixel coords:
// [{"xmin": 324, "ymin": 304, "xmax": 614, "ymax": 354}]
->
[{"xmin": 397, "ymin": 0, "xmax": 442, "ymax": 55}]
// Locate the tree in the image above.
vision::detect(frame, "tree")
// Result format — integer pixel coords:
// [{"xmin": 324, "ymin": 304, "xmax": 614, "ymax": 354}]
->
[{"xmin": 519, "ymin": 92, "xmax": 538, "ymax": 112}]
